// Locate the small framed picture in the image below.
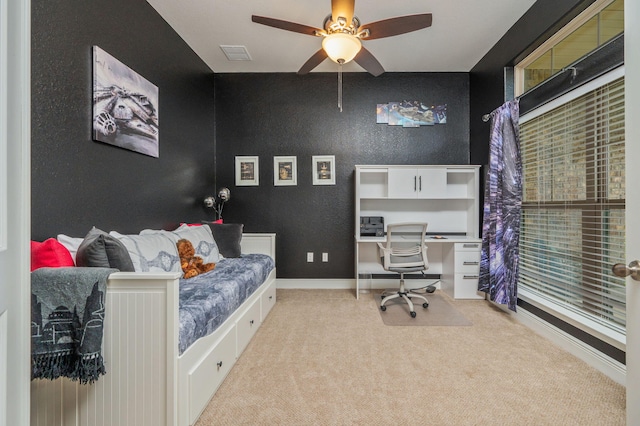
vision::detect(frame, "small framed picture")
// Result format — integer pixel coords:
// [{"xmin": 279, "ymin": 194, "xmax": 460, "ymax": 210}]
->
[
  {"xmin": 235, "ymin": 156, "xmax": 259, "ymax": 186},
  {"xmin": 273, "ymin": 156, "xmax": 297, "ymax": 186},
  {"xmin": 312, "ymin": 155, "xmax": 336, "ymax": 185}
]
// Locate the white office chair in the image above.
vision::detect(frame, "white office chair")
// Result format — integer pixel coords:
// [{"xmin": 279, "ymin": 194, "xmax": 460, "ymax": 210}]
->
[{"xmin": 377, "ymin": 223, "xmax": 430, "ymax": 318}]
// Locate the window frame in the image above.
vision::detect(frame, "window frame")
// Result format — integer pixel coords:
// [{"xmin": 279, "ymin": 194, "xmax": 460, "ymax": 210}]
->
[
  {"xmin": 515, "ymin": 0, "xmax": 622, "ymax": 96},
  {"xmin": 518, "ymin": 66, "xmax": 626, "ymax": 350}
]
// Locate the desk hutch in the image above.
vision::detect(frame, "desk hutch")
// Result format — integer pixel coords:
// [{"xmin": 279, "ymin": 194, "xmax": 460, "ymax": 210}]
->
[{"xmin": 354, "ymin": 165, "xmax": 484, "ymax": 300}]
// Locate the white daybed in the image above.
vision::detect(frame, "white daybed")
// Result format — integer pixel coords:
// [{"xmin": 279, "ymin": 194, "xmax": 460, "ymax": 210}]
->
[{"xmin": 31, "ymin": 233, "xmax": 277, "ymax": 426}]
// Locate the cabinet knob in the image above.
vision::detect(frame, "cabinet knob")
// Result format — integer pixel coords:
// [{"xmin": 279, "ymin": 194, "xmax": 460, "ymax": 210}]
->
[
  {"xmin": 250, "ymin": 319, "xmax": 254, "ymax": 325},
  {"xmin": 217, "ymin": 361, "xmax": 223, "ymax": 369}
]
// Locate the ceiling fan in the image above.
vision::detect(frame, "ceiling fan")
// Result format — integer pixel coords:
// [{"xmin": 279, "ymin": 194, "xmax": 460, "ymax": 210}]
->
[{"xmin": 251, "ymin": 0, "xmax": 433, "ymax": 77}]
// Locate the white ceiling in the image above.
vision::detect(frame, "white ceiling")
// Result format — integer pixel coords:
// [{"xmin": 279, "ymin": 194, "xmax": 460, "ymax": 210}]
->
[{"xmin": 147, "ymin": 0, "xmax": 537, "ymax": 74}]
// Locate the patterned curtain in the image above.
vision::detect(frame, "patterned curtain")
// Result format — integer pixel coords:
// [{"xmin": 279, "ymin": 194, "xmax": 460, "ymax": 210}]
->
[{"xmin": 479, "ymin": 100, "xmax": 521, "ymax": 311}]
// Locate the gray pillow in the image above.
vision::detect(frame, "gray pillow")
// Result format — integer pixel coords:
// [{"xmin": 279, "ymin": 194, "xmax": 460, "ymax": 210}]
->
[
  {"xmin": 204, "ymin": 223, "xmax": 243, "ymax": 258},
  {"xmin": 76, "ymin": 227, "xmax": 135, "ymax": 272}
]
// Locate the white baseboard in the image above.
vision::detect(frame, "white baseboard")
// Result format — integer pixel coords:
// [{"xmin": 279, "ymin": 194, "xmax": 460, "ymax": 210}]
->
[
  {"xmin": 276, "ymin": 278, "xmax": 440, "ymax": 291},
  {"xmin": 275, "ymin": 279, "xmax": 626, "ymax": 385},
  {"xmin": 515, "ymin": 306, "xmax": 626, "ymax": 386},
  {"xmin": 276, "ymin": 278, "xmax": 354, "ymax": 289}
]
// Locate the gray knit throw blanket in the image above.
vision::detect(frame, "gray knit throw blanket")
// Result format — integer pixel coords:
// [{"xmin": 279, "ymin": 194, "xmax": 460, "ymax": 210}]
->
[{"xmin": 31, "ymin": 267, "xmax": 116, "ymax": 384}]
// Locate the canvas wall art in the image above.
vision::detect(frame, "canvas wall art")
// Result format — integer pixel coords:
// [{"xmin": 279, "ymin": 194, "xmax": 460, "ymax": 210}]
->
[
  {"xmin": 377, "ymin": 102, "xmax": 447, "ymax": 127},
  {"xmin": 92, "ymin": 46, "xmax": 159, "ymax": 157}
]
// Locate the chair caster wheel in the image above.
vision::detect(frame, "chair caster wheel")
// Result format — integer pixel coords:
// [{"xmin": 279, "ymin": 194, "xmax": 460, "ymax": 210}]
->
[
  {"xmin": 426, "ymin": 286, "xmax": 436, "ymax": 293},
  {"xmin": 423, "ymin": 303, "xmax": 429, "ymax": 308},
  {"xmin": 380, "ymin": 305, "xmax": 386, "ymax": 311},
  {"xmin": 380, "ymin": 295, "xmax": 385, "ymax": 300},
  {"xmin": 410, "ymin": 311, "xmax": 417, "ymax": 318}
]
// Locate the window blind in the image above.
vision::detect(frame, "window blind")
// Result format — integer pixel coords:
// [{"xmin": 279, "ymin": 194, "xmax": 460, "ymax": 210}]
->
[{"xmin": 519, "ymin": 76, "xmax": 626, "ymax": 334}]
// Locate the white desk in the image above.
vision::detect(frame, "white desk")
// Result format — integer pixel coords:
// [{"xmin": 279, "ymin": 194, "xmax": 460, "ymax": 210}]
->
[
  {"xmin": 354, "ymin": 165, "xmax": 484, "ymax": 300},
  {"xmin": 355, "ymin": 235, "xmax": 484, "ymax": 300}
]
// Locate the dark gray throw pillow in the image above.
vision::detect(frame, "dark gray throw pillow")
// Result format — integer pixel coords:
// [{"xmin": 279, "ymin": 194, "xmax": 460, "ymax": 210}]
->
[
  {"xmin": 204, "ymin": 222, "xmax": 243, "ymax": 258},
  {"xmin": 76, "ymin": 227, "xmax": 135, "ymax": 272}
]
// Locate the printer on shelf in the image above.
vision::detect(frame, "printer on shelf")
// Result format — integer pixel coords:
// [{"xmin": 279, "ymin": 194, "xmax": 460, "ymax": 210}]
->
[{"xmin": 360, "ymin": 216, "xmax": 384, "ymax": 237}]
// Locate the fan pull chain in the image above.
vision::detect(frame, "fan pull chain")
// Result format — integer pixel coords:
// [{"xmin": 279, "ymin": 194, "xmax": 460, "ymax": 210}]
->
[{"xmin": 338, "ymin": 61, "xmax": 343, "ymax": 112}]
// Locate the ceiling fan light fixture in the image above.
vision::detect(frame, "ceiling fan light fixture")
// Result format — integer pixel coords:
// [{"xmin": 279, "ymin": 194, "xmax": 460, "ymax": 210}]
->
[{"xmin": 322, "ymin": 33, "xmax": 362, "ymax": 64}]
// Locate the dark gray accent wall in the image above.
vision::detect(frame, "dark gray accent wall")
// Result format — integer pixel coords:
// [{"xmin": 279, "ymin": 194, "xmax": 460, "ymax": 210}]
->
[
  {"xmin": 214, "ymin": 73, "xmax": 470, "ymax": 278},
  {"xmin": 31, "ymin": 0, "xmax": 216, "ymax": 241}
]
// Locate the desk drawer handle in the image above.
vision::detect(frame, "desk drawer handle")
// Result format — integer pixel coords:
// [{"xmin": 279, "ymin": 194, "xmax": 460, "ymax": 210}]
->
[
  {"xmin": 463, "ymin": 244, "xmax": 480, "ymax": 249},
  {"xmin": 463, "ymin": 261, "xmax": 479, "ymax": 266},
  {"xmin": 463, "ymin": 275, "xmax": 479, "ymax": 280}
]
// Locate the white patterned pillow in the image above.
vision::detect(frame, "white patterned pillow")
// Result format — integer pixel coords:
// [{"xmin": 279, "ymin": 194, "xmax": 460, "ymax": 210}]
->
[
  {"xmin": 170, "ymin": 224, "xmax": 221, "ymax": 263},
  {"xmin": 141, "ymin": 224, "xmax": 221, "ymax": 263},
  {"xmin": 57, "ymin": 234, "xmax": 84, "ymax": 265},
  {"xmin": 109, "ymin": 231, "xmax": 181, "ymax": 273}
]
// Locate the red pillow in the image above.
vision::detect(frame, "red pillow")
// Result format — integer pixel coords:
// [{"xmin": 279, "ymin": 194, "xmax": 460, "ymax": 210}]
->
[
  {"xmin": 179, "ymin": 220, "xmax": 222, "ymax": 227},
  {"xmin": 31, "ymin": 238, "xmax": 75, "ymax": 271}
]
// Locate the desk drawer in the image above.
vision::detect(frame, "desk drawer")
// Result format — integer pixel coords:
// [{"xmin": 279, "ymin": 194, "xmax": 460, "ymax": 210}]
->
[
  {"xmin": 453, "ymin": 273, "xmax": 484, "ymax": 299},
  {"xmin": 455, "ymin": 250, "xmax": 480, "ymax": 273},
  {"xmin": 455, "ymin": 242, "xmax": 481, "ymax": 251}
]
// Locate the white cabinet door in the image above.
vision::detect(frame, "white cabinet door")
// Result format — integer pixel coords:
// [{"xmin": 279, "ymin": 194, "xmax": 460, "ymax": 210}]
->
[
  {"xmin": 388, "ymin": 168, "xmax": 419, "ymax": 198},
  {"xmin": 388, "ymin": 167, "xmax": 447, "ymax": 199},
  {"xmin": 416, "ymin": 168, "xmax": 448, "ymax": 198}
]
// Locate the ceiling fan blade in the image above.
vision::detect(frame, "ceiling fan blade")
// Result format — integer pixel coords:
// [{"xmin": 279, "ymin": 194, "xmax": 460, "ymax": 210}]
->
[
  {"xmin": 251, "ymin": 15, "xmax": 322, "ymax": 36},
  {"xmin": 360, "ymin": 14, "xmax": 432, "ymax": 40},
  {"xmin": 354, "ymin": 47, "xmax": 384, "ymax": 77},
  {"xmin": 331, "ymin": 0, "xmax": 355, "ymax": 24},
  {"xmin": 298, "ymin": 49, "xmax": 329, "ymax": 75}
]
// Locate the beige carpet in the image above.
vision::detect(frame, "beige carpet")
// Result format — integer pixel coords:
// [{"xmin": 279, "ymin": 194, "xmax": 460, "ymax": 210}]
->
[
  {"xmin": 375, "ymin": 290, "xmax": 472, "ymax": 326},
  {"xmin": 195, "ymin": 289, "xmax": 625, "ymax": 426}
]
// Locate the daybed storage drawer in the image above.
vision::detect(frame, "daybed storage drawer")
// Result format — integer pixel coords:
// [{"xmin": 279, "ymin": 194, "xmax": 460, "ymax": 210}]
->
[
  {"xmin": 188, "ymin": 324, "xmax": 237, "ymax": 424},
  {"xmin": 236, "ymin": 298, "xmax": 261, "ymax": 356},
  {"xmin": 261, "ymin": 279, "xmax": 277, "ymax": 321}
]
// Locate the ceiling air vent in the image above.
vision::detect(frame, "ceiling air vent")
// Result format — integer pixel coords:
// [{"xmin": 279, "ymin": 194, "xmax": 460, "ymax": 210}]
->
[{"xmin": 220, "ymin": 45, "xmax": 252, "ymax": 61}]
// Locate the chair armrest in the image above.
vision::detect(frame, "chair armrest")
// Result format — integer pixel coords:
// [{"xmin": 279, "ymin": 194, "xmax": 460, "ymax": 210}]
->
[{"xmin": 377, "ymin": 242, "xmax": 391, "ymax": 270}]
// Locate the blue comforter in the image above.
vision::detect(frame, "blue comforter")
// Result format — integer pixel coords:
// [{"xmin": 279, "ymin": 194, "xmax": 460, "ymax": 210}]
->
[{"xmin": 178, "ymin": 254, "xmax": 275, "ymax": 355}]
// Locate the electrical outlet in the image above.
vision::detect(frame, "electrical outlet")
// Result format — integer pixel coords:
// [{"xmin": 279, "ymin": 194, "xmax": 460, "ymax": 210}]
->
[
  {"xmin": 307, "ymin": 252, "xmax": 314, "ymax": 262},
  {"xmin": 322, "ymin": 252, "xmax": 328, "ymax": 262}
]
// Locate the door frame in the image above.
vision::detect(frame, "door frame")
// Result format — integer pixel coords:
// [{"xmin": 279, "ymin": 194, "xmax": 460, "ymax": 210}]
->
[
  {"xmin": 0, "ymin": 0, "xmax": 31, "ymax": 425},
  {"xmin": 625, "ymin": 1, "xmax": 640, "ymax": 424}
]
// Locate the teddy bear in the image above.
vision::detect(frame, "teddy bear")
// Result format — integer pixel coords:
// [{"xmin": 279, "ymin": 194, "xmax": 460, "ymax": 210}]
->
[{"xmin": 176, "ymin": 238, "xmax": 215, "ymax": 279}]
